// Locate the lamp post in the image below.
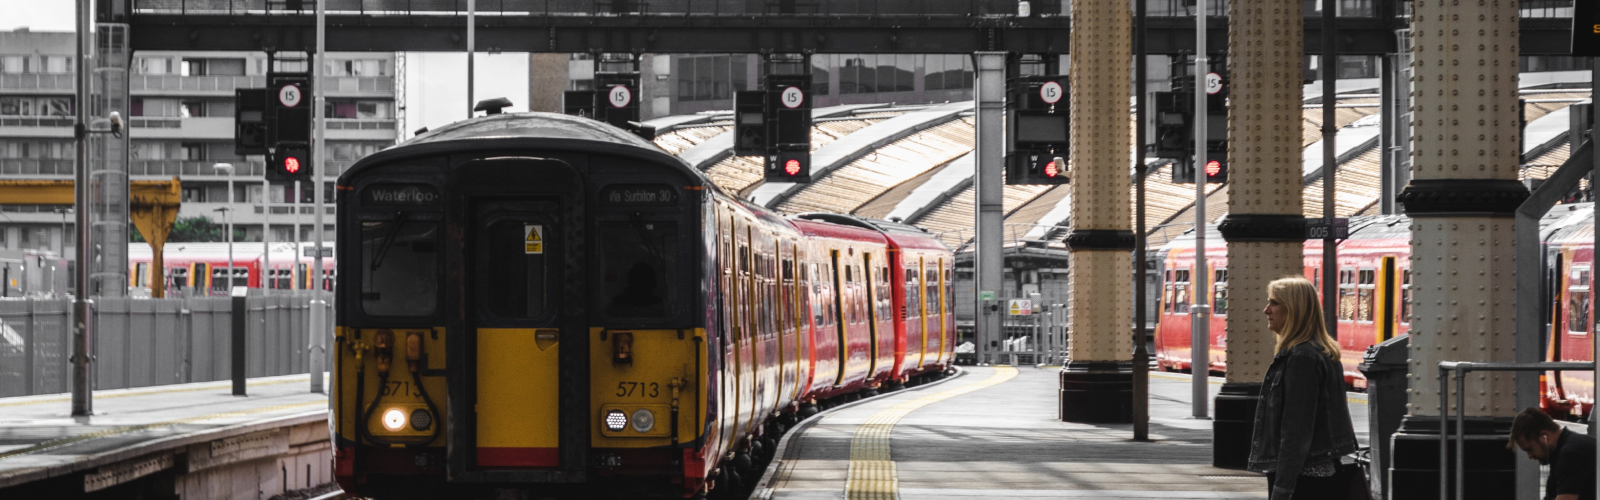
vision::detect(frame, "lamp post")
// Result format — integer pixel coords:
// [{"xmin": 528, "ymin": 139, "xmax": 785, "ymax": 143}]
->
[{"xmin": 213, "ymin": 163, "xmax": 235, "ymax": 293}]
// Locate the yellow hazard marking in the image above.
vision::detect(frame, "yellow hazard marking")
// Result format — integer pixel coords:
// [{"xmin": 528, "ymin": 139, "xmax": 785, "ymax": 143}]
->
[
  {"xmin": 845, "ymin": 366, "xmax": 1019, "ymax": 500},
  {"xmin": 524, "ymin": 224, "xmax": 544, "ymax": 254},
  {"xmin": 0, "ymin": 399, "xmax": 324, "ymax": 460},
  {"xmin": 0, "ymin": 375, "xmax": 312, "ymax": 408}
]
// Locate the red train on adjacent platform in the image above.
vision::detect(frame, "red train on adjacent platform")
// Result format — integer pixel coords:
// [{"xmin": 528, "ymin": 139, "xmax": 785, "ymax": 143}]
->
[{"xmin": 1154, "ymin": 204, "xmax": 1596, "ymax": 419}]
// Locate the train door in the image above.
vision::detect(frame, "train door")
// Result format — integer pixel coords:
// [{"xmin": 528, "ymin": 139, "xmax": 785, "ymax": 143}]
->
[
  {"xmin": 448, "ymin": 157, "xmax": 586, "ymax": 480},
  {"xmin": 908, "ymin": 258, "xmax": 925, "ymax": 370},
  {"xmin": 862, "ymin": 252, "xmax": 880, "ymax": 378},
  {"xmin": 715, "ymin": 209, "xmax": 737, "ymax": 460},
  {"xmin": 829, "ymin": 250, "xmax": 848, "ymax": 386},
  {"xmin": 736, "ymin": 229, "xmax": 756, "ymax": 442},
  {"xmin": 468, "ymin": 198, "xmax": 565, "ymax": 469},
  {"xmin": 1379, "ymin": 257, "xmax": 1397, "ymax": 342}
]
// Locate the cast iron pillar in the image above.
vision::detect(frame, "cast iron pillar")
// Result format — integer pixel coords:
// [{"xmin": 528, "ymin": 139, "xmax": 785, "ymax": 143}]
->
[
  {"xmin": 1212, "ymin": 0, "xmax": 1307, "ymax": 470},
  {"xmin": 973, "ymin": 52, "xmax": 1006, "ymax": 366},
  {"xmin": 1388, "ymin": 0, "xmax": 1529, "ymax": 497},
  {"xmin": 1059, "ymin": 0, "xmax": 1134, "ymax": 423}
]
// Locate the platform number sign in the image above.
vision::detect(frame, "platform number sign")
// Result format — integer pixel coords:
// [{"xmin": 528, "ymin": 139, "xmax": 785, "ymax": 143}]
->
[
  {"xmin": 608, "ymin": 85, "xmax": 632, "ymax": 109},
  {"xmin": 278, "ymin": 84, "xmax": 302, "ymax": 108},
  {"xmin": 524, "ymin": 224, "xmax": 544, "ymax": 254},
  {"xmin": 1038, "ymin": 81, "xmax": 1063, "ymax": 105},
  {"xmin": 780, "ymin": 86, "xmax": 804, "ymax": 109},
  {"xmin": 1205, "ymin": 72, "xmax": 1223, "ymax": 95}
]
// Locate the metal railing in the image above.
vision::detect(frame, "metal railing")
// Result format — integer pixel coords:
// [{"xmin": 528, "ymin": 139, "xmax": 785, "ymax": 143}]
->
[
  {"xmin": 1436, "ymin": 361, "xmax": 1595, "ymax": 500},
  {"xmin": 0, "ymin": 290, "xmax": 332, "ymax": 398},
  {"xmin": 0, "ymin": 159, "xmax": 76, "ymax": 176},
  {"xmin": 0, "ymin": 73, "xmax": 77, "ymax": 91}
]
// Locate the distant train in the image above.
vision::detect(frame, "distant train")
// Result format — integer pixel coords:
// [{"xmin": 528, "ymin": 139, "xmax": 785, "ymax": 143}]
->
[
  {"xmin": 330, "ymin": 112, "xmax": 955, "ymax": 499},
  {"xmin": 127, "ymin": 242, "xmax": 337, "ymax": 296},
  {"xmin": 1154, "ymin": 203, "xmax": 1595, "ymax": 419}
]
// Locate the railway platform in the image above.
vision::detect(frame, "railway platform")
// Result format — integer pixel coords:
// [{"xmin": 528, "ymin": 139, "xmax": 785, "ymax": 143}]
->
[
  {"xmin": 0, "ymin": 373, "xmax": 336, "ymax": 499},
  {"xmin": 755, "ymin": 366, "xmax": 1371, "ymax": 500}
]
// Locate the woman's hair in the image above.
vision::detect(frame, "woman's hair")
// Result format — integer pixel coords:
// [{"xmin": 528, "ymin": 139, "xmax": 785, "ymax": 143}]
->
[{"xmin": 1268, "ymin": 275, "xmax": 1340, "ymax": 361}]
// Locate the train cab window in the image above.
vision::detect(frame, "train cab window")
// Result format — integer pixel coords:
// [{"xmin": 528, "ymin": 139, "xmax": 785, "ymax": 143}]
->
[
  {"xmin": 600, "ymin": 220, "xmax": 678, "ymax": 319},
  {"xmin": 361, "ymin": 218, "xmax": 439, "ymax": 317},
  {"xmin": 1568, "ymin": 267, "xmax": 1590, "ymax": 335},
  {"xmin": 1357, "ymin": 269, "xmax": 1376, "ymax": 322},
  {"xmin": 1212, "ymin": 268, "xmax": 1228, "ymax": 316}
]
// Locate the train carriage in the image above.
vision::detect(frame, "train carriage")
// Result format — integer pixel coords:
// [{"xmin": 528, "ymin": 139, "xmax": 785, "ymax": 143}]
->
[{"xmin": 332, "ymin": 111, "xmax": 953, "ymax": 499}]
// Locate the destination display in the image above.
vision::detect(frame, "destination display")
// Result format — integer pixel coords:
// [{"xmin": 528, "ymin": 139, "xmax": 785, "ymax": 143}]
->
[
  {"xmin": 1577, "ymin": 0, "xmax": 1599, "ymax": 56},
  {"xmin": 361, "ymin": 183, "xmax": 441, "ymax": 207},
  {"xmin": 600, "ymin": 184, "xmax": 679, "ymax": 206}
]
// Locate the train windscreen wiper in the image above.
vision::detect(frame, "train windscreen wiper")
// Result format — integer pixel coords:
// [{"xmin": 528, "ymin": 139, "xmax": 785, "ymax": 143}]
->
[{"xmin": 369, "ymin": 211, "xmax": 410, "ymax": 271}]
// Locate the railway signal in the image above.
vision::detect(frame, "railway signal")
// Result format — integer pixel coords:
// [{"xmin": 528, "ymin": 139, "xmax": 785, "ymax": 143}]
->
[
  {"xmin": 762, "ymin": 75, "xmax": 812, "ymax": 183},
  {"xmin": 560, "ymin": 72, "xmax": 657, "ymax": 140},
  {"xmin": 268, "ymin": 141, "xmax": 312, "ymax": 182},
  {"xmin": 234, "ymin": 88, "xmax": 268, "ymax": 155},
  {"xmin": 733, "ymin": 90, "xmax": 767, "ymax": 156},
  {"xmin": 1005, "ymin": 75, "xmax": 1070, "ymax": 185},
  {"xmin": 1161, "ymin": 59, "xmax": 1228, "ymax": 184}
]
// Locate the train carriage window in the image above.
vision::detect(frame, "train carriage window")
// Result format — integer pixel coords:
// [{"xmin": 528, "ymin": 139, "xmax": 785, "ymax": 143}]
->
[
  {"xmin": 602, "ymin": 220, "xmax": 679, "ymax": 319},
  {"xmin": 1213, "ymin": 268, "xmax": 1228, "ymax": 316},
  {"xmin": 362, "ymin": 218, "xmax": 439, "ymax": 317},
  {"xmin": 924, "ymin": 267, "xmax": 938, "ymax": 315},
  {"xmin": 171, "ymin": 267, "xmax": 189, "ymax": 289},
  {"xmin": 1338, "ymin": 269, "xmax": 1357, "ymax": 321},
  {"xmin": 1569, "ymin": 267, "xmax": 1590, "ymax": 335},
  {"xmin": 134, "ymin": 263, "xmax": 148, "ymax": 287},
  {"xmin": 1400, "ymin": 269, "xmax": 1412, "ymax": 325},
  {"xmin": 905, "ymin": 265, "xmax": 921, "ymax": 319},
  {"xmin": 1358, "ymin": 269, "xmax": 1376, "ymax": 322},
  {"xmin": 1173, "ymin": 269, "xmax": 1190, "ymax": 314}
]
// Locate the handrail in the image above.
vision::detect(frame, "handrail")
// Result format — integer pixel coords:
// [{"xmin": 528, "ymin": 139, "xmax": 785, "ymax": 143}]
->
[{"xmin": 1436, "ymin": 361, "xmax": 1595, "ymax": 500}]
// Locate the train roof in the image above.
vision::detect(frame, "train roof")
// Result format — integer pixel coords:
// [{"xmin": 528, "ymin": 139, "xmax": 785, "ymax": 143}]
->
[
  {"xmin": 339, "ymin": 112, "xmax": 704, "ymax": 186},
  {"xmin": 1545, "ymin": 203, "xmax": 1595, "ymax": 245},
  {"xmin": 791, "ymin": 213, "xmax": 950, "ymax": 252},
  {"xmin": 790, "ymin": 217, "xmax": 890, "ymax": 245}
]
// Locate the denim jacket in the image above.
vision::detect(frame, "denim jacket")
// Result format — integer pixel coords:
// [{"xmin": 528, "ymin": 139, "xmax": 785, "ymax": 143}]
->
[{"xmin": 1246, "ymin": 341, "xmax": 1359, "ymax": 500}]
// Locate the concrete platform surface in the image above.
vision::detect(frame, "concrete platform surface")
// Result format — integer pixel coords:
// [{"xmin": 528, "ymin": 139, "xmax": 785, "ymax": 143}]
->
[
  {"xmin": 758, "ymin": 366, "xmax": 1371, "ymax": 500},
  {"xmin": 0, "ymin": 373, "xmax": 328, "ymax": 489}
]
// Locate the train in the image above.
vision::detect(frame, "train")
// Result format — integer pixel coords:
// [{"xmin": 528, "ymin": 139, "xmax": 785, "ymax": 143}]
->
[
  {"xmin": 330, "ymin": 111, "xmax": 956, "ymax": 499},
  {"xmin": 126, "ymin": 242, "xmax": 337, "ymax": 296},
  {"xmin": 1154, "ymin": 203, "xmax": 1596, "ymax": 419}
]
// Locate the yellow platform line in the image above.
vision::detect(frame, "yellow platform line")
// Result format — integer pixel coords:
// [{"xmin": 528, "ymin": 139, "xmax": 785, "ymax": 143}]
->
[
  {"xmin": 0, "ymin": 374, "xmax": 313, "ymax": 408},
  {"xmin": 844, "ymin": 366, "xmax": 1019, "ymax": 500},
  {"xmin": 0, "ymin": 399, "xmax": 325, "ymax": 460}
]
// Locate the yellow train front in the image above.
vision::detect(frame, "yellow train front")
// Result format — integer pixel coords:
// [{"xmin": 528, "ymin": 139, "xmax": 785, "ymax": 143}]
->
[{"xmin": 332, "ymin": 112, "xmax": 728, "ymax": 499}]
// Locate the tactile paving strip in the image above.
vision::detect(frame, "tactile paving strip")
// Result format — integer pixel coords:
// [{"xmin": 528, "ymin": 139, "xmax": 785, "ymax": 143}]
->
[{"xmin": 844, "ymin": 366, "xmax": 1019, "ymax": 500}]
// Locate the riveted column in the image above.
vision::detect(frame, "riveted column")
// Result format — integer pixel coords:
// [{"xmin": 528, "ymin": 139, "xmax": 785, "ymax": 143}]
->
[
  {"xmin": 1388, "ymin": 0, "xmax": 1527, "ymax": 498},
  {"xmin": 1059, "ymin": 0, "xmax": 1133, "ymax": 424},
  {"xmin": 1211, "ymin": 0, "xmax": 1306, "ymax": 470}
]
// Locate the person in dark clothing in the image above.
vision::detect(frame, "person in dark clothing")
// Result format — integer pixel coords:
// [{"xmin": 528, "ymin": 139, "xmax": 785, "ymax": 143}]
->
[
  {"xmin": 1509, "ymin": 407, "xmax": 1596, "ymax": 500},
  {"xmin": 1246, "ymin": 276, "xmax": 1360, "ymax": 500}
]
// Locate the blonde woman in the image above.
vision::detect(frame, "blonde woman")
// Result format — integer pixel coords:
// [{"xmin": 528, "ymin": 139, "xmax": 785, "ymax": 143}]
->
[{"xmin": 1246, "ymin": 276, "xmax": 1360, "ymax": 500}]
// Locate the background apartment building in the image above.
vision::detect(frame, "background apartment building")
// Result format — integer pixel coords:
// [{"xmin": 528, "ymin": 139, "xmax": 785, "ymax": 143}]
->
[{"xmin": 0, "ymin": 28, "xmax": 397, "ymax": 258}]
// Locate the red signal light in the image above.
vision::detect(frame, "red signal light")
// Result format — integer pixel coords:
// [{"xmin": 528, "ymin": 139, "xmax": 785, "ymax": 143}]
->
[
  {"xmin": 1043, "ymin": 160, "xmax": 1060, "ymax": 178},
  {"xmin": 1205, "ymin": 160, "xmax": 1221, "ymax": 176},
  {"xmin": 284, "ymin": 156, "xmax": 302, "ymax": 174},
  {"xmin": 784, "ymin": 158, "xmax": 802, "ymax": 176}
]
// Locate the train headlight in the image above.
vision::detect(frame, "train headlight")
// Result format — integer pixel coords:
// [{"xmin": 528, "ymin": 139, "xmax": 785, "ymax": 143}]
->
[
  {"xmin": 382, "ymin": 408, "xmax": 407, "ymax": 431},
  {"xmin": 410, "ymin": 409, "xmax": 432, "ymax": 431},
  {"xmin": 630, "ymin": 409, "xmax": 655, "ymax": 433},
  {"xmin": 604, "ymin": 410, "xmax": 629, "ymax": 432}
]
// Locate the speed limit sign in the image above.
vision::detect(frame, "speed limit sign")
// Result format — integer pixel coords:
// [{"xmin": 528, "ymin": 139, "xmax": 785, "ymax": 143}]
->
[
  {"xmin": 780, "ymin": 86, "xmax": 805, "ymax": 109},
  {"xmin": 278, "ymin": 84, "xmax": 302, "ymax": 108},
  {"xmin": 1205, "ymin": 72, "xmax": 1223, "ymax": 95},
  {"xmin": 608, "ymin": 85, "xmax": 632, "ymax": 108},
  {"xmin": 1038, "ymin": 81, "xmax": 1063, "ymax": 104}
]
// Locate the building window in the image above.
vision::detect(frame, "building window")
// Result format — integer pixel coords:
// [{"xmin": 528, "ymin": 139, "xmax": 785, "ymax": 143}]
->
[
  {"xmin": 1, "ymin": 55, "xmax": 26, "ymax": 74},
  {"xmin": 0, "ymin": 97, "xmax": 72, "ymax": 116},
  {"xmin": 45, "ymin": 56, "xmax": 70, "ymax": 74},
  {"xmin": 138, "ymin": 57, "xmax": 171, "ymax": 75},
  {"xmin": 180, "ymin": 100, "xmax": 205, "ymax": 118},
  {"xmin": 180, "ymin": 142, "xmax": 205, "ymax": 161}
]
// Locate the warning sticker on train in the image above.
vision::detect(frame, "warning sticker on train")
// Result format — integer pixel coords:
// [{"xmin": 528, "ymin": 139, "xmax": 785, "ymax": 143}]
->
[{"xmin": 524, "ymin": 224, "xmax": 544, "ymax": 254}]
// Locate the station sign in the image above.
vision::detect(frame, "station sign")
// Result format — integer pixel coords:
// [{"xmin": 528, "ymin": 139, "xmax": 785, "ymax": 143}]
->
[
  {"xmin": 302, "ymin": 246, "xmax": 333, "ymax": 258},
  {"xmin": 1305, "ymin": 217, "xmax": 1349, "ymax": 240}
]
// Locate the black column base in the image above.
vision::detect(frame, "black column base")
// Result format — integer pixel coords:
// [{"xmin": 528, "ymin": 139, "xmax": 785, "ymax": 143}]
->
[
  {"xmin": 1059, "ymin": 361, "xmax": 1133, "ymax": 423},
  {"xmin": 1388, "ymin": 415, "xmax": 1516, "ymax": 500},
  {"xmin": 1212, "ymin": 382, "xmax": 1261, "ymax": 470}
]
